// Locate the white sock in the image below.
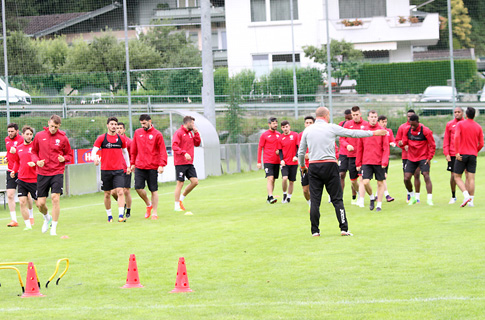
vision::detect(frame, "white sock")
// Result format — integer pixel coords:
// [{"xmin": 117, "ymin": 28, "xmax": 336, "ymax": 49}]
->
[
  {"xmin": 51, "ymin": 220, "xmax": 58, "ymax": 229},
  {"xmin": 180, "ymin": 195, "xmax": 185, "ymax": 201},
  {"xmin": 369, "ymin": 194, "xmax": 375, "ymax": 200},
  {"xmin": 44, "ymin": 213, "xmax": 51, "ymax": 221},
  {"xmin": 118, "ymin": 207, "xmax": 124, "ymax": 217},
  {"xmin": 407, "ymin": 191, "xmax": 411, "ymax": 197},
  {"xmin": 175, "ymin": 201, "xmax": 180, "ymax": 209},
  {"xmin": 377, "ymin": 202, "xmax": 382, "ymax": 208},
  {"xmin": 10, "ymin": 211, "xmax": 17, "ymax": 222},
  {"xmin": 287, "ymin": 194, "xmax": 292, "ymax": 199},
  {"xmin": 470, "ymin": 195, "xmax": 474, "ymax": 201},
  {"xmin": 24, "ymin": 219, "xmax": 32, "ymax": 228},
  {"xmin": 307, "ymin": 199, "xmax": 311, "ymax": 206},
  {"xmin": 463, "ymin": 191, "xmax": 470, "ymax": 198},
  {"xmin": 147, "ymin": 202, "xmax": 152, "ymax": 207},
  {"xmin": 410, "ymin": 191, "xmax": 415, "ymax": 197},
  {"xmin": 415, "ymin": 193, "xmax": 420, "ymax": 200},
  {"xmin": 28, "ymin": 208, "xmax": 34, "ymax": 218},
  {"xmin": 283, "ymin": 192, "xmax": 287, "ymax": 196},
  {"xmin": 106, "ymin": 209, "xmax": 112, "ymax": 217},
  {"xmin": 384, "ymin": 190, "xmax": 389, "ymax": 197},
  {"xmin": 427, "ymin": 194, "xmax": 433, "ymax": 200}
]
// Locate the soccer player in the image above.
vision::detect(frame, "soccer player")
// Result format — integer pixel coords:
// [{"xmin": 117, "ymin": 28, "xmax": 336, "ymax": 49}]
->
[
  {"xmin": 32, "ymin": 115, "xmax": 72, "ymax": 236},
  {"xmin": 4, "ymin": 123, "xmax": 34, "ymax": 227},
  {"xmin": 356, "ymin": 111, "xmax": 389, "ymax": 212},
  {"xmin": 338, "ymin": 109, "xmax": 358, "ymax": 204},
  {"xmin": 130, "ymin": 114, "xmax": 168, "ymax": 220},
  {"xmin": 257, "ymin": 117, "xmax": 281, "ymax": 204},
  {"xmin": 377, "ymin": 115, "xmax": 396, "ymax": 202},
  {"xmin": 92, "ymin": 117, "xmax": 131, "ymax": 223},
  {"xmin": 111, "ymin": 122, "xmax": 133, "ymax": 218},
  {"xmin": 396, "ymin": 110, "xmax": 421, "ymax": 203},
  {"xmin": 298, "ymin": 107, "xmax": 386, "ymax": 237},
  {"xmin": 443, "ymin": 107, "xmax": 464, "ymax": 204},
  {"xmin": 453, "ymin": 107, "xmax": 484, "ymax": 207},
  {"xmin": 9, "ymin": 126, "xmax": 39, "ymax": 230},
  {"xmin": 277, "ymin": 120, "xmax": 299, "ymax": 203},
  {"xmin": 401, "ymin": 114, "xmax": 436, "ymax": 206},
  {"xmin": 341, "ymin": 106, "xmax": 368, "ymax": 207},
  {"xmin": 172, "ymin": 116, "xmax": 201, "ymax": 212},
  {"xmin": 298, "ymin": 116, "xmax": 314, "ymax": 206}
]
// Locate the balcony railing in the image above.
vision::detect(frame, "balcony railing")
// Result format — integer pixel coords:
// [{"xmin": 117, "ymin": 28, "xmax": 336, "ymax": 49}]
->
[{"xmin": 153, "ymin": 6, "xmax": 225, "ymax": 23}]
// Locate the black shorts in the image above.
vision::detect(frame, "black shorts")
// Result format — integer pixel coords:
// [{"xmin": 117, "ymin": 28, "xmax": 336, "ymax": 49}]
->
[
  {"xmin": 447, "ymin": 156, "xmax": 456, "ymax": 172},
  {"xmin": 6, "ymin": 172, "xmax": 17, "ymax": 189},
  {"xmin": 101, "ymin": 169, "xmax": 125, "ymax": 191},
  {"xmin": 454, "ymin": 155, "xmax": 477, "ymax": 174},
  {"xmin": 404, "ymin": 160, "xmax": 430, "ymax": 174},
  {"xmin": 264, "ymin": 163, "xmax": 280, "ymax": 179},
  {"xmin": 338, "ymin": 155, "xmax": 349, "ymax": 173},
  {"xmin": 134, "ymin": 168, "xmax": 158, "ymax": 192},
  {"xmin": 281, "ymin": 165, "xmax": 298, "ymax": 182},
  {"xmin": 300, "ymin": 168, "xmax": 309, "ymax": 187},
  {"xmin": 175, "ymin": 164, "xmax": 197, "ymax": 182},
  {"xmin": 402, "ymin": 159, "xmax": 407, "ymax": 172},
  {"xmin": 17, "ymin": 179, "xmax": 38, "ymax": 200},
  {"xmin": 384, "ymin": 165, "xmax": 389, "ymax": 174},
  {"xmin": 123, "ymin": 172, "xmax": 132, "ymax": 189},
  {"xmin": 347, "ymin": 157, "xmax": 358, "ymax": 180},
  {"xmin": 361, "ymin": 164, "xmax": 386, "ymax": 181},
  {"xmin": 37, "ymin": 174, "xmax": 64, "ymax": 197}
]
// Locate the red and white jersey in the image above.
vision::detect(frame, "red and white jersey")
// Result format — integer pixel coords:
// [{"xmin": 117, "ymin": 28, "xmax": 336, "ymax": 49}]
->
[
  {"xmin": 31, "ymin": 127, "xmax": 72, "ymax": 176},
  {"xmin": 277, "ymin": 131, "xmax": 299, "ymax": 165},
  {"xmin": 395, "ymin": 122, "xmax": 410, "ymax": 160},
  {"xmin": 130, "ymin": 126, "xmax": 168, "ymax": 170},
  {"xmin": 257, "ymin": 129, "xmax": 281, "ymax": 165},
  {"xmin": 298, "ymin": 131, "xmax": 309, "ymax": 168},
  {"xmin": 93, "ymin": 133, "xmax": 127, "ymax": 171},
  {"xmin": 356, "ymin": 123, "xmax": 389, "ymax": 167},
  {"xmin": 454, "ymin": 119, "xmax": 484, "ymax": 156},
  {"xmin": 172, "ymin": 125, "xmax": 202, "ymax": 166},
  {"xmin": 401, "ymin": 124, "xmax": 436, "ymax": 162},
  {"xmin": 341, "ymin": 119, "xmax": 368, "ymax": 158},
  {"xmin": 11, "ymin": 142, "xmax": 37, "ymax": 183},
  {"xmin": 443, "ymin": 118, "xmax": 464, "ymax": 157},
  {"xmin": 5, "ymin": 134, "xmax": 24, "ymax": 172}
]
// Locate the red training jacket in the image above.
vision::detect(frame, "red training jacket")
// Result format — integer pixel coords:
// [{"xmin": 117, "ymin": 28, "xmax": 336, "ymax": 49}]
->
[
  {"xmin": 338, "ymin": 120, "xmax": 349, "ymax": 156},
  {"xmin": 277, "ymin": 131, "xmax": 299, "ymax": 165},
  {"xmin": 401, "ymin": 124, "xmax": 436, "ymax": 162},
  {"xmin": 31, "ymin": 127, "xmax": 72, "ymax": 176},
  {"xmin": 130, "ymin": 126, "xmax": 168, "ymax": 170},
  {"xmin": 356, "ymin": 123, "xmax": 389, "ymax": 167},
  {"xmin": 298, "ymin": 131, "xmax": 309, "ymax": 168},
  {"xmin": 395, "ymin": 122, "xmax": 410, "ymax": 160},
  {"xmin": 443, "ymin": 118, "xmax": 463, "ymax": 157},
  {"xmin": 11, "ymin": 142, "xmax": 37, "ymax": 183},
  {"xmin": 172, "ymin": 125, "xmax": 201, "ymax": 166},
  {"xmin": 257, "ymin": 129, "xmax": 281, "ymax": 165},
  {"xmin": 341, "ymin": 119, "xmax": 368, "ymax": 158},
  {"xmin": 454, "ymin": 119, "xmax": 484, "ymax": 156},
  {"xmin": 5, "ymin": 134, "xmax": 24, "ymax": 172}
]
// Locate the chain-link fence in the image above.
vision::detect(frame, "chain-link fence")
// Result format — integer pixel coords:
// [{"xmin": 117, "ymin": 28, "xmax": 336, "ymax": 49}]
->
[{"xmin": 0, "ymin": 0, "xmax": 484, "ymax": 151}]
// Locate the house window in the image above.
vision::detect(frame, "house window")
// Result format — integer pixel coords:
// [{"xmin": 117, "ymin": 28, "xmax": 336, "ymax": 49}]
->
[
  {"xmin": 270, "ymin": 0, "xmax": 298, "ymax": 21},
  {"xmin": 253, "ymin": 54, "xmax": 269, "ymax": 78},
  {"xmin": 272, "ymin": 53, "xmax": 300, "ymax": 68},
  {"xmin": 221, "ymin": 31, "xmax": 227, "ymax": 50},
  {"xmin": 251, "ymin": 0, "xmax": 298, "ymax": 22},
  {"xmin": 339, "ymin": 0, "xmax": 386, "ymax": 19},
  {"xmin": 212, "ymin": 31, "xmax": 219, "ymax": 50},
  {"xmin": 188, "ymin": 31, "xmax": 199, "ymax": 47},
  {"xmin": 178, "ymin": 0, "xmax": 198, "ymax": 8},
  {"xmin": 363, "ymin": 50, "xmax": 389, "ymax": 63}
]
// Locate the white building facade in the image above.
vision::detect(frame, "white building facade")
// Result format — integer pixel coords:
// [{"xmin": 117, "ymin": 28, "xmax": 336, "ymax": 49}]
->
[{"xmin": 225, "ymin": 0, "xmax": 440, "ymax": 76}]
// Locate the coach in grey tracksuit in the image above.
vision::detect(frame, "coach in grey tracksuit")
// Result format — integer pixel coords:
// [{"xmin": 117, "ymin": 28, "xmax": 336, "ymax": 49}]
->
[{"xmin": 298, "ymin": 107, "xmax": 386, "ymax": 236}]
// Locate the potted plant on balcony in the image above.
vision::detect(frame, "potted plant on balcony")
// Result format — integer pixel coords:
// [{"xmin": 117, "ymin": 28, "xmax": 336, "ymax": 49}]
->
[
  {"xmin": 398, "ymin": 16, "xmax": 407, "ymax": 24},
  {"xmin": 408, "ymin": 16, "xmax": 420, "ymax": 23},
  {"xmin": 341, "ymin": 19, "xmax": 363, "ymax": 27}
]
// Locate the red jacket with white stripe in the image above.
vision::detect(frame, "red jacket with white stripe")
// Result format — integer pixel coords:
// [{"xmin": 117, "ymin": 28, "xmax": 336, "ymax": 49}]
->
[
  {"xmin": 130, "ymin": 126, "xmax": 168, "ymax": 170},
  {"xmin": 356, "ymin": 123, "xmax": 389, "ymax": 167},
  {"xmin": 172, "ymin": 125, "xmax": 201, "ymax": 166},
  {"xmin": 31, "ymin": 127, "xmax": 72, "ymax": 176}
]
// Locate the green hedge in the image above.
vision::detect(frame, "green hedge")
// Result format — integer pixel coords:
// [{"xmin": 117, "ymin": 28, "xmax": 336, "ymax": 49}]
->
[{"xmin": 355, "ymin": 60, "xmax": 477, "ymax": 94}]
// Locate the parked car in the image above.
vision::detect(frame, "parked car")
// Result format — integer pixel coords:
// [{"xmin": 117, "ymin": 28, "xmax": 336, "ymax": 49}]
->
[
  {"xmin": 0, "ymin": 79, "xmax": 31, "ymax": 104},
  {"xmin": 419, "ymin": 86, "xmax": 463, "ymax": 102}
]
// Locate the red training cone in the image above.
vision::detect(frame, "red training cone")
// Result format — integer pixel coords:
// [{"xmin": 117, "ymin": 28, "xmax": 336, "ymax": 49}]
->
[
  {"xmin": 170, "ymin": 257, "xmax": 193, "ymax": 293},
  {"xmin": 21, "ymin": 262, "xmax": 45, "ymax": 298},
  {"xmin": 121, "ymin": 254, "xmax": 144, "ymax": 288}
]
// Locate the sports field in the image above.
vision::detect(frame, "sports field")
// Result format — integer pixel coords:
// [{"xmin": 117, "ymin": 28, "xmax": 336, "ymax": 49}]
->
[{"xmin": 1, "ymin": 156, "xmax": 484, "ymax": 319}]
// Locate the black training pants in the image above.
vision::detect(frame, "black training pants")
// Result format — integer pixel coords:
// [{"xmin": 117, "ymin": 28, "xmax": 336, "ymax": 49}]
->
[{"xmin": 308, "ymin": 162, "xmax": 349, "ymax": 234}]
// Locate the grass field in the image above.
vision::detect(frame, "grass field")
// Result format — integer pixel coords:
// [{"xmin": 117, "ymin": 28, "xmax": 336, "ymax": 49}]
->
[{"xmin": 1, "ymin": 156, "xmax": 484, "ymax": 319}]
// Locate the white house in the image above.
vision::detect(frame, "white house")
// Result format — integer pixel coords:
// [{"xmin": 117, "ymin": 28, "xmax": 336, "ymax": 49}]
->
[{"xmin": 225, "ymin": 0, "xmax": 440, "ymax": 76}]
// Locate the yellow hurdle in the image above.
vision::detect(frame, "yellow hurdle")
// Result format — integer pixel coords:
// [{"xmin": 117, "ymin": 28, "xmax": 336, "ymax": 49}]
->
[
  {"xmin": 0, "ymin": 266, "xmax": 25, "ymax": 294},
  {"xmin": 46, "ymin": 258, "xmax": 69, "ymax": 288},
  {"xmin": 0, "ymin": 262, "xmax": 40, "ymax": 288}
]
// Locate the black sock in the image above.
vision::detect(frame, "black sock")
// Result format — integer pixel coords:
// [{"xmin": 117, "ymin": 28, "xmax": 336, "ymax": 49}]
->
[
  {"xmin": 452, "ymin": 191, "xmax": 456, "ymax": 198},
  {"xmin": 352, "ymin": 195, "xmax": 356, "ymax": 200}
]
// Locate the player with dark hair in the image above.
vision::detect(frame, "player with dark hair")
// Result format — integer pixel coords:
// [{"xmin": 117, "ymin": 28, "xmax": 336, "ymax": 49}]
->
[
  {"xmin": 401, "ymin": 114, "xmax": 436, "ymax": 206},
  {"xmin": 32, "ymin": 114, "xmax": 72, "ymax": 236},
  {"xmin": 172, "ymin": 115, "xmax": 201, "ymax": 212},
  {"xmin": 277, "ymin": 120, "xmax": 299, "ymax": 203},
  {"xmin": 9, "ymin": 126, "xmax": 39, "ymax": 230},
  {"xmin": 111, "ymin": 122, "xmax": 133, "ymax": 218},
  {"xmin": 396, "ymin": 110, "xmax": 421, "ymax": 203},
  {"xmin": 377, "ymin": 115, "xmax": 396, "ymax": 202},
  {"xmin": 298, "ymin": 116, "xmax": 314, "ymax": 207},
  {"xmin": 257, "ymin": 117, "xmax": 281, "ymax": 204},
  {"xmin": 338, "ymin": 109, "xmax": 358, "ymax": 203},
  {"xmin": 130, "ymin": 114, "xmax": 168, "ymax": 220},
  {"xmin": 92, "ymin": 117, "xmax": 131, "ymax": 222},
  {"xmin": 443, "ymin": 107, "xmax": 464, "ymax": 204},
  {"xmin": 453, "ymin": 107, "xmax": 484, "ymax": 207}
]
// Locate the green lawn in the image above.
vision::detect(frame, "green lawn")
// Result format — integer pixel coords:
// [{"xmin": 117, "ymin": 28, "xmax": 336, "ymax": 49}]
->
[{"xmin": 1, "ymin": 157, "xmax": 484, "ymax": 319}]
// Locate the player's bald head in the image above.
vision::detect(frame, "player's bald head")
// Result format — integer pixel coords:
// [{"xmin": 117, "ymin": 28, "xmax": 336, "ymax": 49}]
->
[{"xmin": 315, "ymin": 107, "xmax": 329, "ymax": 118}]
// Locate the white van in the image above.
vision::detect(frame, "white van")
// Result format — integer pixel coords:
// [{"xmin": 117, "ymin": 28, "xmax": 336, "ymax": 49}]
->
[{"xmin": 0, "ymin": 79, "xmax": 32, "ymax": 104}]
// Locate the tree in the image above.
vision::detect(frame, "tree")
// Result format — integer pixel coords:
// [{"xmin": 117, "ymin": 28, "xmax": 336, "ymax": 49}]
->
[
  {"xmin": 303, "ymin": 39, "xmax": 363, "ymax": 89},
  {"xmin": 0, "ymin": 31, "xmax": 46, "ymax": 75}
]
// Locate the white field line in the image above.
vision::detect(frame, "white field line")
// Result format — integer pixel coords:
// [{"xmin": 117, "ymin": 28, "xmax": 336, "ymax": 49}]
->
[
  {"xmin": 0, "ymin": 296, "xmax": 483, "ymax": 312},
  {"xmin": 0, "ymin": 177, "xmax": 261, "ymax": 220}
]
